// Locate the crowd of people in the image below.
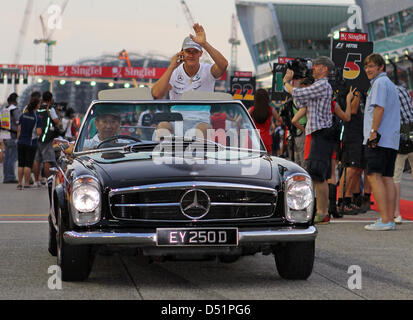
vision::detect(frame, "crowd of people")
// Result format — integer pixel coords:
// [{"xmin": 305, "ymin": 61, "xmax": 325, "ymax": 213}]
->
[
  {"xmin": 0, "ymin": 91, "xmax": 81, "ymax": 189},
  {"xmin": 249, "ymin": 53, "xmax": 413, "ymax": 231},
  {"xmin": 1, "ymin": 22, "xmax": 411, "ymax": 233}
]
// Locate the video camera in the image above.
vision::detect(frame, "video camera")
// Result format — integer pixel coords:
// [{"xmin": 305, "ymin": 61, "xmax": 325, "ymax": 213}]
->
[{"xmin": 286, "ymin": 58, "xmax": 312, "ymax": 79}]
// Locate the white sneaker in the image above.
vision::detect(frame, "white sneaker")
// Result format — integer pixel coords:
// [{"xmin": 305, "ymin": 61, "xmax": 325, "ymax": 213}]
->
[
  {"xmin": 364, "ymin": 221, "xmax": 396, "ymax": 231},
  {"xmin": 394, "ymin": 216, "xmax": 403, "ymax": 224},
  {"xmin": 35, "ymin": 181, "xmax": 42, "ymax": 188}
]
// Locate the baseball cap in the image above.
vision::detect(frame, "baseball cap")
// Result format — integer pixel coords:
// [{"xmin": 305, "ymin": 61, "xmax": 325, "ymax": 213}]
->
[
  {"xmin": 94, "ymin": 105, "xmax": 121, "ymax": 120},
  {"xmin": 312, "ymin": 56, "xmax": 335, "ymax": 72},
  {"xmin": 182, "ymin": 36, "xmax": 202, "ymax": 52}
]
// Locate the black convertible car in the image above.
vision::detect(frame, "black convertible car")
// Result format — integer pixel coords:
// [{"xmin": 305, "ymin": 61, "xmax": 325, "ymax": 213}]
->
[{"xmin": 48, "ymin": 89, "xmax": 317, "ymax": 281}]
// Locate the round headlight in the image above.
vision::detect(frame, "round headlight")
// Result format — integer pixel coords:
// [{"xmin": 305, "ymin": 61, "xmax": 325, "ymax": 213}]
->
[
  {"xmin": 287, "ymin": 180, "xmax": 313, "ymax": 210},
  {"xmin": 72, "ymin": 185, "xmax": 100, "ymax": 212}
]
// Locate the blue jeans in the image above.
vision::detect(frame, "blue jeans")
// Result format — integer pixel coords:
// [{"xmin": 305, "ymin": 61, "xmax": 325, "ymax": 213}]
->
[{"xmin": 3, "ymin": 139, "xmax": 17, "ymax": 182}]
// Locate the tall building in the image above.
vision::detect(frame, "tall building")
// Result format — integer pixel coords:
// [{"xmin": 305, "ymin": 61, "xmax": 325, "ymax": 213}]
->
[
  {"xmin": 353, "ymin": 0, "xmax": 413, "ymax": 89},
  {"xmin": 236, "ymin": 1, "xmax": 350, "ymax": 88}
]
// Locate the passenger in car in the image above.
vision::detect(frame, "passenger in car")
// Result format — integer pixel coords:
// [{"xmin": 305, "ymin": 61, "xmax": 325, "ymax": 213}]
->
[
  {"xmin": 194, "ymin": 122, "xmax": 212, "ymax": 140},
  {"xmin": 153, "ymin": 121, "xmax": 174, "ymax": 142}
]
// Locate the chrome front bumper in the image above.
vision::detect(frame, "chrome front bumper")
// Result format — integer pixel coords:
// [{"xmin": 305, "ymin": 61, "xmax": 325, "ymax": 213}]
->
[{"xmin": 63, "ymin": 226, "xmax": 317, "ymax": 245}]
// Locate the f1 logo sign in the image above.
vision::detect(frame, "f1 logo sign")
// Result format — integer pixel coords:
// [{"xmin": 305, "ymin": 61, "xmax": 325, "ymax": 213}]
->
[{"xmin": 343, "ymin": 53, "xmax": 362, "ymax": 80}]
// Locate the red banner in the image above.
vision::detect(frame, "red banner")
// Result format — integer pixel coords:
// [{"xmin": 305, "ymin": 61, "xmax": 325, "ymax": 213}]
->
[
  {"xmin": 278, "ymin": 57, "xmax": 294, "ymax": 64},
  {"xmin": 234, "ymin": 71, "xmax": 253, "ymax": 77},
  {"xmin": 339, "ymin": 32, "xmax": 368, "ymax": 43},
  {"xmin": 0, "ymin": 63, "xmax": 227, "ymax": 80}
]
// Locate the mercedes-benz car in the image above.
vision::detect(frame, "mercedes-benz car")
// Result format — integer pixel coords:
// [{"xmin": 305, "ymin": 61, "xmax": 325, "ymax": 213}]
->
[{"xmin": 48, "ymin": 88, "xmax": 317, "ymax": 281}]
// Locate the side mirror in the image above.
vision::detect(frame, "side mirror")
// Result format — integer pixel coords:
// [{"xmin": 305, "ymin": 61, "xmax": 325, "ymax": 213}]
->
[{"xmin": 60, "ymin": 142, "xmax": 74, "ymax": 155}]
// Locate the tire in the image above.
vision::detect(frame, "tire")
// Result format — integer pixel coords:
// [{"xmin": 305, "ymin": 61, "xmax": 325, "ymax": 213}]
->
[
  {"xmin": 218, "ymin": 255, "xmax": 240, "ymax": 263},
  {"xmin": 273, "ymin": 241, "xmax": 315, "ymax": 280},
  {"xmin": 57, "ymin": 207, "xmax": 94, "ymax": 281},
  {"xmin": 48, "ymin": 215, "xmax": 57, "ymax": 256}
]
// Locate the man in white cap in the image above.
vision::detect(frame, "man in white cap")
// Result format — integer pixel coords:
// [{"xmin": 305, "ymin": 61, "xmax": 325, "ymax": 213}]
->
[{"xmin": 152, "ymin": 23, "xmax": 228, "ymax": 100}]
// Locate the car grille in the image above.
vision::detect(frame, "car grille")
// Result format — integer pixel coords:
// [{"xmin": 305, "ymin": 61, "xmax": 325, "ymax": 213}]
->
[{"xmin": 109, "ymin": 182, "xmax": 277, "ymax": 222}]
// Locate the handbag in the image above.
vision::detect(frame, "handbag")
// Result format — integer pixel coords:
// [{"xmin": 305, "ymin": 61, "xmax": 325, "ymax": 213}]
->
[{"xmin": 399, "ymin": 122, "xmax": 413, "ymax": 154}]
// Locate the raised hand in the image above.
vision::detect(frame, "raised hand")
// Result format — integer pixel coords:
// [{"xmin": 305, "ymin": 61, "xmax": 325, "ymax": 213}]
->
[
  {"xmin": 346, "ymin": 86, "xmax": 357, "ymax": 102},
  {"xmin": 190, "ymin": 23, "xmax": 206, "ymax": 47}
]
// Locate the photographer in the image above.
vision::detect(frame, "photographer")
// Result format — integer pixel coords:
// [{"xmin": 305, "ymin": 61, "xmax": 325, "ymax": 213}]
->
[
  {"xmin": 283, "ymin": 56, "xmax": 336, "ymax": 224},
  {"xmin": 279, "ymin": 59, "xmax": 313, "ymax": 166}
]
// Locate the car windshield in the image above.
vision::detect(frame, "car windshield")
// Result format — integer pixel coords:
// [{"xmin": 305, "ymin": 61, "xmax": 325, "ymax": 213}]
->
[{"xmin": 75, "ymin": 102, "xmax": 264, "ymax": 153}]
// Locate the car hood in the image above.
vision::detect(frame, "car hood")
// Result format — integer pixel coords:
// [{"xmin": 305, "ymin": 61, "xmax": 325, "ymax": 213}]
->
[{"xmin": 75, "ymin": 151, "xmax": 276, "ymax": 189}]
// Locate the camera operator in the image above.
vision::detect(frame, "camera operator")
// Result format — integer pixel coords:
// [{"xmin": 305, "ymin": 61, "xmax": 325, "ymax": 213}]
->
[
  {"xmin": 279, "ymin": 59, "xmax": 313, "ymax": 166},
  {"xmin": 283, "ymin": 56, "xmax": 336, "ymax": 224}
]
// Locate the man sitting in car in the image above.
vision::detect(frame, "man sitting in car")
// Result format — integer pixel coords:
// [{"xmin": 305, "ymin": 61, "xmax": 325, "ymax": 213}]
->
[{"xmin": 83, "ymin": 112, "xmax": 122, "ymax": 149}]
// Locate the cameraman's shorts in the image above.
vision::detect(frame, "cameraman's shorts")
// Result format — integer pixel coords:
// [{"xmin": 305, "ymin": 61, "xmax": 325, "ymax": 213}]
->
[
  {"xmin": 365, "ymin": 145, "xmax": 397, "ymax": 177},
  {"xmin": 305, "ymin": 128, "xmax": 334, "ymax": 182},
  {"xmin": 34, "ymin": 141, "xmax": 56, "ymax": 164},
  {"xmin": 342, "ymin": 141, "xmax": 365, "ymax": 169}
]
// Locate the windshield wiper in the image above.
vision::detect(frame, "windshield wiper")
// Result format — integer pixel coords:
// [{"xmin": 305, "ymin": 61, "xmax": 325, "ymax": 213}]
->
[
  {"xmin": 161, "ymin": 135, "xmax": 226, "ymax": 151},
  {"xmin": 123, "ymin": 141, "xmax": 160, "ymax": 152}
]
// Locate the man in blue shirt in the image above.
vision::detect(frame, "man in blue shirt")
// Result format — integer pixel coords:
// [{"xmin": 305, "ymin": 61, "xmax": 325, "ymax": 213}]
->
[{"xmin": 363, "ymin": 53, "xmax": 400, "ymax": 231}]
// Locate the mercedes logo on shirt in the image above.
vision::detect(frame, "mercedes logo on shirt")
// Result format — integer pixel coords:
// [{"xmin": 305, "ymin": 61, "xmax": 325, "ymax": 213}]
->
[{"xmin": 180, "ymin": 189, "xmax": 211, "ymax": 220}]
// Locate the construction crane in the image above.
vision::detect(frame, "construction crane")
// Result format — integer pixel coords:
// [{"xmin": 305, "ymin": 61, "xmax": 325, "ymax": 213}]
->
[
  {"xmin": 228, "ymin": 13, "xmax": 241, "ymax": 77},
  {"xmin": 180, "ymin": 0, "xmax": 195, "ymax": 31},
  {"xmin": 34, "ymin": 0, "xmax": 69, "ymax": 65},
  {"xmin": 179, "ymin": 0, "xmax": 210, "ymax": 63},
  {"xmin": 1, "ymin": 0, "xmax": 33, "ymax": 100},
  {"xmin": 13, "ymin": 0, "xmax": 34, "ymax": 64}
]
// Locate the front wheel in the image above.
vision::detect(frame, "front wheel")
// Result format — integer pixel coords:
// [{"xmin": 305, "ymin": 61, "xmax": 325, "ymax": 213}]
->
[
  {"xmin": 273, "ymin": 240, "xmax": 315, "ymax": 280},
  {"xmin": 57, "ymin": 207, "xmax": 94, "ymax": 281}
]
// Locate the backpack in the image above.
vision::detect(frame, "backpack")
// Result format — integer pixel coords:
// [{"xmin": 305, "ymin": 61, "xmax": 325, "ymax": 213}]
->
[{"xmin": 38, "ymin": 106, "xmax": 63, "ymax": 143}]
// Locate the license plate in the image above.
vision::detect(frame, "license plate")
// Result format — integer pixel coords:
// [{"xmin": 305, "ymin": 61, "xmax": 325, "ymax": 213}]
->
[{"xmin": 156, "ymin": 228, "xmax": 238, "ymax": 246}]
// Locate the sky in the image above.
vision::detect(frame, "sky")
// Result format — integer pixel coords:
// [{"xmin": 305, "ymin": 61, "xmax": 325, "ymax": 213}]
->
[{"xmin": 1, "ymin": 0, "xmax": 355, "ymax": 73}]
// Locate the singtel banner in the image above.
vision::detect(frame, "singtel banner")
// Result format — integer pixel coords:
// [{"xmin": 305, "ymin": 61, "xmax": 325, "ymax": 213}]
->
[{"xmin": 0, "ymin": 63, "xmax": 227, "ymax": 80}]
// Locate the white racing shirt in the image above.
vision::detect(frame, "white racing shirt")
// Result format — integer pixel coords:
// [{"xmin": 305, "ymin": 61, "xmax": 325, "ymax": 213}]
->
[{"xmin": 169, "ymin": 63, "xmax": 217, "ymax": 100}]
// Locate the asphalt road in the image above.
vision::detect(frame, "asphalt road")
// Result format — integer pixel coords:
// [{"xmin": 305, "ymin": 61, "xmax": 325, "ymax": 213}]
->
[{"xmin": 0, "ymin": 166, "xmax": 412, "ymax": 300}]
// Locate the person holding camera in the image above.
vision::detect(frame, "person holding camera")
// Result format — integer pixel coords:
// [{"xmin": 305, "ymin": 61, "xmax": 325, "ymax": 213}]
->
[
  {"xmin": 363, "ymin": 53, "xmax": 400, "ymax": 231},
  {"xmin": 151, "ymin": 23, "xmax": 228, "ymax": 100},
  {"xmin": 284, "ymin": 56, "xmax": 336, "ymax": 224},
  {"xmin": 32, "ymin": 91, "xmax": 62, "ymax": 187},
  {"xmin": 292, "ymin": 84, "xmax": 355, "ymax": 220},
  {"xmin": 393, "ymin": 85, "xmax": 413, "ymax": 224}
]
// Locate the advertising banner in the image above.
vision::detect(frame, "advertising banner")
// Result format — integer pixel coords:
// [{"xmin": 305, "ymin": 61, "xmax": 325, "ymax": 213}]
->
[{"xmin": 0, "ymin": 64, "xmax": 227, "ymax": 81}]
